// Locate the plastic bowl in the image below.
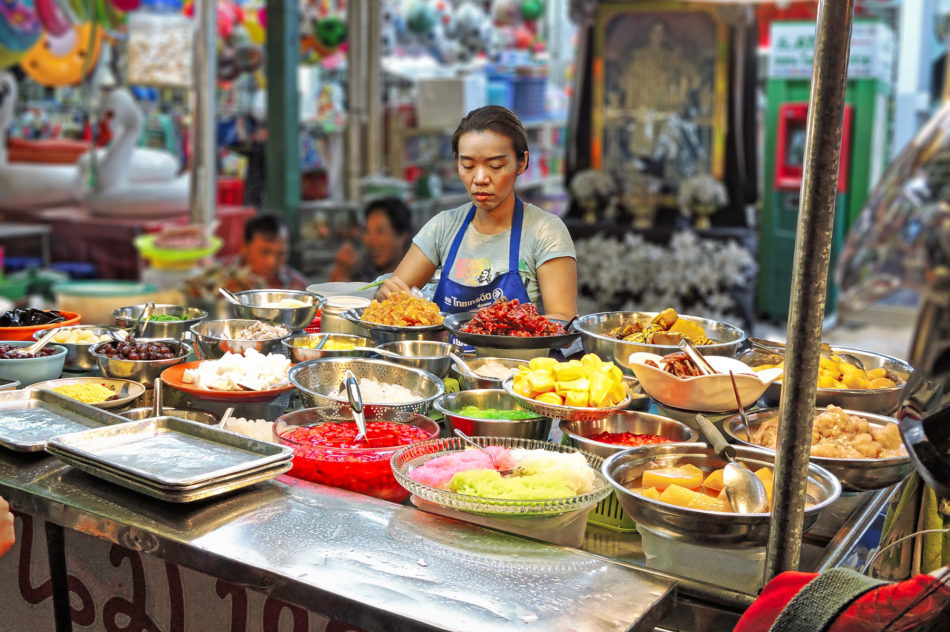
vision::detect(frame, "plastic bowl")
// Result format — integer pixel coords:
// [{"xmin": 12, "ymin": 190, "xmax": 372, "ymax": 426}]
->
[
  {"xmin": 0, "ymin": 310, "xmax": 81, "ymax": 341},
  {"xmin": 54, "ymin": 281, "xmax": 158, "ymax": 325},
  {"xmin": 434, "ymin": 389, "xmax": 552, "ymax": 439},
  {"xmin": 275, "ymin": 407, "xmax": 439, "ymax": 501},
  {"xmin": 560, "ymin": 411, "xmax": 699, "ymax": 459},
  {"xmin": 0, "ymin": 341, "xmax": 67, "ymax": 385}
]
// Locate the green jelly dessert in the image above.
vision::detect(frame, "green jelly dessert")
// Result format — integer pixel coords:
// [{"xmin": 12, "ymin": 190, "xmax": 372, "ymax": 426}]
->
[
  {"xmin": 447, "ymin": 469, "xmax": 575, "ymax": 500},
  {"xmin": 454, "ymin": 406, "xmax": 535, "ymax": 420}
]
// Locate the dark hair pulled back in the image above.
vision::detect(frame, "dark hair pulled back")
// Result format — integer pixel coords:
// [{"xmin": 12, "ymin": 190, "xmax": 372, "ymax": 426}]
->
[{"xmin": 451, "ymin": 105, "xmax": 529, "ymax": 170}]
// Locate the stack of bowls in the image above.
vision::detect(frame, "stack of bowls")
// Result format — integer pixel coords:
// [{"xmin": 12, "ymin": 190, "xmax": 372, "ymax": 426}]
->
[
  {"xmin": 434, "ymin": 389, "xmax": 552, "ymax": 439},
  {"xmin": 230, "ymin": 290, "xmax": 324, "ymax": 331},
  {"xmin": 189, "ymin": 319, "xmax": 291, "ymax": 359},
  {"xmin": 113, "ymin": 304, "xmax": 207, "ymax": 339}
]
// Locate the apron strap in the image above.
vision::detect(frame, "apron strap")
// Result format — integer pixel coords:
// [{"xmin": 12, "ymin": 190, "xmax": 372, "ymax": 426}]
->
[
  {"xmin": 441, "ymin": 205, "xmax": 477, "ymax": 278},
  {"xmin": 768, "ymin": 568, "xmax": 887, "ymax": 632},
  {"xmin": 508, "ymin": 197, "xmax": 524, "ymax": 273}
]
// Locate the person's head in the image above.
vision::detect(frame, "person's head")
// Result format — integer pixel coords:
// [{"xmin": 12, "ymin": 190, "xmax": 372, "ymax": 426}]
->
[
  {"xmin": 241, "ymin": 213, "xmax": 290, "ymax": 281},
  {"xmin": 452, "ymin": 106, "xmax": 529, "ymax": 213},
  {"xmin": 363, "ymin": 197, "xmax": 413, "ymax": 273},
  {"xmin": 647, "ymin": 20, "xmax": 669, "ymax": 48}
]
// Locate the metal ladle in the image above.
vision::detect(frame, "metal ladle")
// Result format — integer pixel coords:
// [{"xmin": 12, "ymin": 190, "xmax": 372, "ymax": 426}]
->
[
  {"xmin": 449, "ymin": 352, "xmax": 479, "ymax": 378},
  {"xmin": 218, "ymin": 287, "xmax": 242, "ymax": 306},
  {"xmin": 694, "ymin": 413, "xmax": 769, "ymax": 514},
  {"xmin": 453, "ymin": 429, "xmax": 515, "ymax": 476},
  {"xmin": 343, "ymin": 370, "xmax": 367, "ymax": 443},
  {"xmin": 15, "ymin": 328, "xmax": 59, "ymax": 357}
]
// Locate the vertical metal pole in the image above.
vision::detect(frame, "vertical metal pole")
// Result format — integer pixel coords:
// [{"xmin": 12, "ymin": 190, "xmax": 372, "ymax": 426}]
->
[
  {"xmin": 266, "ymin": 0, "xmax": 301, "ymax": 231},
  {"xmin": 764, "ymin": 0, "xmax": 855, "ymax": 582},
  {"xmin": 190, "ymin": 0, "xmax": 217, "ymax": 226},
  {"xmin": 346, "ymin": 0, "xmax": 367, "ymax": 200},
  {"xmin": 366, "ymin": 0, "xmax": 384, "ymax": 176}
]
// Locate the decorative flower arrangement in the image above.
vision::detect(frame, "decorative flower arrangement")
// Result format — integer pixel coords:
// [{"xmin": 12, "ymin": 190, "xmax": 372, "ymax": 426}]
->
[
  {"xmin": 575, "ymin": 231, "xmax": 757, "ymax": 321},
  {"xmin": 677, "ymin": 175, "xmax": 729, "ymax": 229}
]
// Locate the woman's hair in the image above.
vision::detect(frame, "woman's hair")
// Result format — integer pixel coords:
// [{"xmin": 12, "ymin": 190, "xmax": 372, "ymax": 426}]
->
[
  {"xmin": 451, "ymin": 105, "xmax": 529, "ymax": 169},
  {"xmin": 364, "ymin": 196, "xmax": 413, "ymax": 237}
]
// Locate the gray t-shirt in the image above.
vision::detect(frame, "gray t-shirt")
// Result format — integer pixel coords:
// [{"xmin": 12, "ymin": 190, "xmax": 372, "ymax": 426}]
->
[{"xmin": 413, "ymin": 202, "xmax": 576, "ymax": 308}]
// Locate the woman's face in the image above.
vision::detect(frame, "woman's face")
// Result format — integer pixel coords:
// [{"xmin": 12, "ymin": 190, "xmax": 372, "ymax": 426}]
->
[
  {"xmin": 456, "ymin": 130, "xmax": 527, "ymax": 213},
  {"xmin": 363, "ymin": 209, "xmax": 407, "ymax": 272}
]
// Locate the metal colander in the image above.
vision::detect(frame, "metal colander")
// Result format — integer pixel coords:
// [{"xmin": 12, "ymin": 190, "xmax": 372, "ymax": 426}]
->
[{"xmin": 288, "ymin": 357, "xmax": 445, "ymax": 415}]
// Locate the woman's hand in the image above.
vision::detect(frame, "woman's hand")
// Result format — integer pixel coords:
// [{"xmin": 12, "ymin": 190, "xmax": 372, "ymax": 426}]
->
[
  {"xmin": 537, "ymin": 257, "xmax": 578, "ymax": 322},
  {"xmin": 0, "ymin": 495, "xmax": 15, "ymax": 558},
  {"xmin": 375, "ymin": 245, "xmax": 437, "ymax": 300}
]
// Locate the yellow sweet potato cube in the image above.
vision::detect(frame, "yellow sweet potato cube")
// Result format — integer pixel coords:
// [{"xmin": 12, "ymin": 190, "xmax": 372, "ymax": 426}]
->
[
  {"xmin": 642, "ymin": 464, "xmax": 704, "ymax": 490},
  {"xmin": 659, "ymin": 484, "xmax": 733, "ymax": 512}
]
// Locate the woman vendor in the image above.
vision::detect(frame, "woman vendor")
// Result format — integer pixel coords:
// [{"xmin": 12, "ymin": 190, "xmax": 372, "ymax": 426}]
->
[{"xmin": 377, "ymin": 106, "xmax": 578, "ymax": 321}]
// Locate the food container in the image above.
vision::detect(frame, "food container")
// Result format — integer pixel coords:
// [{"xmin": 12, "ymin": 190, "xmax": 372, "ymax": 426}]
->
[
  {"xmin": 282, "ymin": 332, "xmax": 374, "ymax": 362},
  {"xmin": 160, "ymin": 361, "xmax": 295, "ymax": 404},
  {"xmin": 276, "ymin": 407, "xmax": 439, "ymax": 502},
  {"xmin": 449, "ymin": 356, "xmax": 529, "ymax": 390},
  {"xmin": 114, "ymin": 304, "xmax": 208, "ymax": 340},
  {"xmin": 33, "ymin": 325, "xmax": 120, "ymax": 372},
  {"xmin": 573, "ymin": 311, "xmax": 745, "ymax": 373},
  {"xmin": 443, "ymin": 311, "xmax": 578, "ymax": 360},
  {"xmin": 91, "ymin": 339, "xmax": 191, "ymax": 386},
  {"xmin": 54, "ymin": 281, "xmax": 159, "ymax": 325},
  {"xmin": 738, "ymin": 346, "xmax": 913, "ymax": 415},
  {"xmin": 434, "ymin": 389, "xmax": 552, "ymax": 440},
  {"xmin": 342, "ymin": 307, "xmax": 448, "ymax": 344},
  {"xmin": 0, "ymin": 311, "xmax": 81, "ymax": 341},
  {"xmin": 28, "ymin": 377, "xmax": 146, "ymax": 409},
  {"xmin": 119, "ymin": 407, "xmax": 218, "ymax": 425},
  {"xmin": 602, "ymin": 443, "xmax": 841, "ymax": 548},
  {"xmin": 374, "ymin": 340, "xmax": 460, "ymax": 378},
  {"xmin": 559, "ymin": 412, "xmax": 698, "ymax": 459},
  {"xmin": 289, "ymin": 357, "xmax": 445, "ymax": 415},
  {"xmin": 318, "ymin": 295, "xmax": 372, "ymax": 337},
  {"xmin": 230, "ymin": 290, "xmax": 325, "ymax": 331},
  {"xmin": 0, "ymin": 342, "xmax": 67, "ymax": 385},
  {"xmin": 189, "ymin": 319, "xmax": 291, "ymax": 360},
  {"xmin": 721, "ymin": 407, "xmax": 912, "ymax": 491},
  {"xmin": 502, "ymin": 375, "xmax": 643, "ymax": 422}
]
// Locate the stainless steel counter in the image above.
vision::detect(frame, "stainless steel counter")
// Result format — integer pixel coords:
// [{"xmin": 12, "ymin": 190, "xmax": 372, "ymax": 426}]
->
[{"xmin": 0, "ymin": 450, "xmax": 676, "ymax": 632}]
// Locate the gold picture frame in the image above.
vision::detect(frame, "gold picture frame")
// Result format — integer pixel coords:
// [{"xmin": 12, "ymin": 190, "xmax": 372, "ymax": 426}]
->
[{"xmin": 592, "ymin": 2, "xmax": 729, "ymax": 189}]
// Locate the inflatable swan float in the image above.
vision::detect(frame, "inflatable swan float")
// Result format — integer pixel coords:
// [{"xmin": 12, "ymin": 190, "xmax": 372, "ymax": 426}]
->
[{"xmin": 83, "ymin": 89, "xmax": 190, "ymax": 217}]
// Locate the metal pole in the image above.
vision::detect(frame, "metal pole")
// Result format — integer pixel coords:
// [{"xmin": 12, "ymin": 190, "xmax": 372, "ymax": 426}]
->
[
  {"xmin": 346, "ymin": 0, "xmax": 367, "ymax": 199},
  {"xmin": 265, "ymin": 0, "xmax": 301, "ymax": 229},
  {"xmin": 190, "ymin": 0, "xmax": 217, "ymax": 226},
  {"xmin": 366, "ymin": 0, "xmax": 384, "ymax": 176},
  {"xmin": 764, "ymin": 0, "xmax": 855, "ymax": 582}
]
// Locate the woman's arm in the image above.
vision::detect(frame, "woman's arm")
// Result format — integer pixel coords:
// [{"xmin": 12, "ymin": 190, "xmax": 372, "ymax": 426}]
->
[
  {"xmin": 376, "ymin": 244, "xmax": 438, "ymax": 299},
  {"xmin": 0, "ymin": 495, "xmax": 14, "ymax": 558},
  {"xmin": 537, "ymin": 256, "xmax": 578, "ymax": 321}
]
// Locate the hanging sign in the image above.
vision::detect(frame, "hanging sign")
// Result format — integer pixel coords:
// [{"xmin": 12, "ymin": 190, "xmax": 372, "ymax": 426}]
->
[{"xmin": 768, "ymin": 20, "xmax": 894, "ymax": 81}]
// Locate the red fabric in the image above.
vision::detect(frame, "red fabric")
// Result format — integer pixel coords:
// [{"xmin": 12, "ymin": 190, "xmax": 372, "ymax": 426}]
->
[{"xmin": 736, "ymin": 570, "xmax": 950, "ymax": 632}]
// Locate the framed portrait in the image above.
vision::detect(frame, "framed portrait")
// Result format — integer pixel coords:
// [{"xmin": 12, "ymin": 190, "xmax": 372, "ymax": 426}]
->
[{"xmin": 592, "ymin": 2, "xmax": 729, "ymax": 190}]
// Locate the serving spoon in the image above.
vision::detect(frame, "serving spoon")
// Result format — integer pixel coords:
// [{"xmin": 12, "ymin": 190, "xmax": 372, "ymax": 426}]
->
[
  {"xmin": 728, "ymin": 370, "xmax": 754, "ymax": 443},
  {"xmin": 694, "ymin": 413, "xmax": 769, "ymax": 514},
  {"xmin": 14, "ymin": 328, "xmax": 59, "ymax": 357},
  {"xmin": 343, "ymin": 370, "xmax": 367, "ymax": 443},
  {"xmin": 218, "ymin": 287, "xmax": 242, "ymax": 306},
  {"xmin": 677, "ymin": 338, "xmax": 716, "ymax": 375},
  {"xmin": 449, "ymin": 352, "xmax": 479, "ymax": 378},
  {"xmin": 453, "ymin": 428, "xmax": 515, "ymax": 476}
]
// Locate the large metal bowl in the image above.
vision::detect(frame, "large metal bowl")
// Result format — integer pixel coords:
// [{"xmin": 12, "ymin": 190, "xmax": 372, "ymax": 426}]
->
[
  {"xmin": 501, "ymin": 375, "xmax": 647, "ymax": 421},
  {"xmin": 374, "ymin": 340, "xmax": 459, "ymax": 378},
  {"xmin": 722, "ymin": 407, "xmax": 913, "ymax": 491},
  {"xmin": 281, "ymin": 332, "xmax": 374, "ymax": 362},
  {"xmin": 90, "ymin": 339, "xmax": 191, "ymax": 386},
  {"xmin": 738, "ymin": 345, "xmax": 913, "ymax": 415},
  {"xmin": 113, "ymin": 304, "xmax": 207, "ymax": 339},
  {"xmin": 603, "ymin": 443, "xmax": 841, "ymax": 548},
  {"xmin": 230, "ymin": 290, "xmax": 325, "ymax": 330},
  {"xmin": 443, "ymin": 312, "xmax": 579, "ymax": 358},
  {"xmin": 449, "ymin": 356, "xmax": 528, "ymax": 390},
  {"xmin": 189, "ymin": 319, "xmax": 292, "ymax": 359},
  {"xmin": 342, "ymin": 307, "xmax": 448, "ymax": 344},
  {"xmin": 434, "ymin": 389, "xmax": 552, "ymax": 440},
  {"xmin": 560, "ymin": 412, "xmax": 698, "ymax": 459},
  {"xmin": 119, "ymin": 407, "xmax": 218, "ymax": 425},
  {"xmin": 33, "ymin": 325, "xmax": 120, "ymax": 372},
  {"xmin": 289, "ymin": 357, "xmax": 445, "ymax": 415},
  {"xmin": 574, "ymin": 311, "xmax": 745, "ymax": 373}
]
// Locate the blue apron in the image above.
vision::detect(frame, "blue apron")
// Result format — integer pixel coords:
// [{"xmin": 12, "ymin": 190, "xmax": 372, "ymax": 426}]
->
[{"xmin": 432, "ymin": 197, "xmax": 532, "ymax": 314}]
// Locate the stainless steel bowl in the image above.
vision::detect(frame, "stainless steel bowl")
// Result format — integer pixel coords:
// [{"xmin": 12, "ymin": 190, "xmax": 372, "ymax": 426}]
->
[
  {"xmin": 113, "ymin": 304, "xmax": 207, "ymax": 339},
  {"xmin": 189, "ymin": 319, "xmax": 292, "ymax": 359},
  {"xmin": 603, "ymin": 443, "xmax": 841, "ymax": 548},
  {"xmin": 738, "ymin": 345, "xmax": 913, "ymax": 415},
  {"xmin": 443, "ymin": 311, "xmax": 579, "ymax": 353},
  {"xmin": 722, "ymin": 407, "xmax": 913, "ymax": 491},
  {"xmin": 560, "ymin": 412, "xmax": 698, "ymax": 459},
  {"xmin": 449, "ymin": 356, "xmax": 528, "ymax": 390},
  {"xmin": 342, "ymin": 307, "xmax": 449, "ymax": 344},
  {"xmin": 289, "ymin": 357, "xmax": 445, "ymax": 415},
  {"xmin": 282, "ymin": 332, "xmax": 375, "ymax": 362},
  {"xmin": 119, "ymin": 407, "xmax": 218, "ymax": 424},
  {"xmin": 230, "ymin": 290, "xmax": 325, "ymax": 330},
  {"xmin": 434, "ymin": 389, "xmax": 552, "ymax": 439},
  {"xmin": 574, "ymin": 311, "xmax": 745, "ymax": 373},
  {"xmin": 374, "ymin": 340, "xmax": 459, "ymax": 378},
  {"xmin": 33, "ymin": 325, "xmax": 120, "ymax": 371},
  {"xmin": 90, "ymin": 339, "xmax": 191, "ymax": 386}
]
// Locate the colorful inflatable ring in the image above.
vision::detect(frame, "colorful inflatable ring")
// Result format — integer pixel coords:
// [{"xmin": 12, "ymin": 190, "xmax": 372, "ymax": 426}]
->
[
  {"xmin": 109, "ymin": 0, "xmax": 140, "ymax": 10},
  {"xmin": 0, "ymin": 0, "xmax": 41, "ymax": 52},
  {"xmin": 66, "ymin": 0, "xmax": 88, "ymax": 20},
  {"xmin": 20, "ymin": 21, "xmax": 101, "ymax": 86},
  {"xmin": 35, "ymin": 0, "xmax": 71, "ymax": 36},
  {"xmin": 0, "ymin": 41, "xmax": 27, "ymax": 68}
]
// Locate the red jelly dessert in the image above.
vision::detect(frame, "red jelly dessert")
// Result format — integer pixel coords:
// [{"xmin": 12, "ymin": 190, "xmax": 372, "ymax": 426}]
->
[
  {"xmin": 279, "ymin": 420, "xmax": 437, "ymax": 502},
  {"xmin": 587, "ymin": 431, "xmax": 673, "ymax": 447}
]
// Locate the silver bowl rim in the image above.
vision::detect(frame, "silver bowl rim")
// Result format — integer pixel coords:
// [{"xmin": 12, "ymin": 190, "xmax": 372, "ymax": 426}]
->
[
  {"xmin": 573, "ymin": 310, "xmax": 746, "ymax": 349},
  {"xmin": 89, "ymin": 339, "xmax": 191, "ymax": 362},
  {"xmin": 275, "ymin": 408, "xmax": 441, "ymax": 449},
  {"xmin": 288, "ymin": 356, "xmax": 446, "ymax": 407},
  {"xmin": 112, "ymin": 303, "xmax": 209, "ymax": 324},
  {"xmin": 343, "ymin": 307, "xmax": 447, "ymax": 333},
  {"xmin": 602, "ymin": 442, "xmax": 842, "ymax": 518},
  {"xmin": 189, "ymin": 318, "xmax": 293, "ymax": 342},
  {"xmin": 433, "ymin": 389, "xmax": 548, "ymax": 422},
  {"xmin": 232, "ymin": 289, "xmax": 325, "ymax": 308},
  {"xmin": 281, "ymin": 332, "xmax": 374, "ymax": 349},
  {"xmin": 375, "ymin": 340, "xmax": 459, "ymax": 361},
  {"xmin": 558, "ymin": 412, "xmax": 699, "ymax": 448}
]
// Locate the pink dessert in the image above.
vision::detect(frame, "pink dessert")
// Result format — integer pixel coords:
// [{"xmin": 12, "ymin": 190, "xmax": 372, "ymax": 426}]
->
[{"xmin": 410, "ymin": 446, "xmax": 514, "ymax": 489}]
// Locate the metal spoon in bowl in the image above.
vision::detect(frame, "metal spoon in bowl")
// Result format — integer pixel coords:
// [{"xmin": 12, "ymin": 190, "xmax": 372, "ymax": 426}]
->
[
  {"xmin": 343, "ymin": 370, "xmax": 367, "ymax": 443},
  {"xmin": 14, "ymin": 328, "xmax": 59, "ymax": 357},
  {"xmin": 678, "ymin": 338, "xmax": 716, "ymax": 375},
  {"xmin": 728, "ymin": 370, "xmax": 754, "ymax": 443},
  {"xmin": 152, "ymin": 377, "xmax": 163, "ymax": 417},
  {"xmin": 217, "ymin": 406, "xmax": 235, "ymax": 428},
  {"xmin": 134, "ymin": 302, "xmax": 155, "ymax": 338},
  {"xmin": 449, "ymin": 352, "xmax": 479, "ymax": 378},
  {"xmin": 218, "ymin": 287, "xmax": 242, "ymax": 306},
  {"xmin": 694, "ymin": 413, "xmax": 769, "ymax": 514},
  {"xmin": 453, "ymin": 429, "xmax": 515, "ymax": 476}
]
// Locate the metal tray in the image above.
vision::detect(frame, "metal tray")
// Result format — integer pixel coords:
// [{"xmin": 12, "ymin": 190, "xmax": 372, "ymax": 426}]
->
[
  {"xmin": 50, "ymin": 449, "xmax": 292, "ymax": 503},
  {"xmin": 45, "ymin": 416, "xmax": 292, "ymax": 487},
  {"xmin": 443, "ymin": 312, "xmax": 579, "ymax": 349},
  {"xmin": 0, "ymin": 389, "xmax": 127, "ymax": 452}
]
